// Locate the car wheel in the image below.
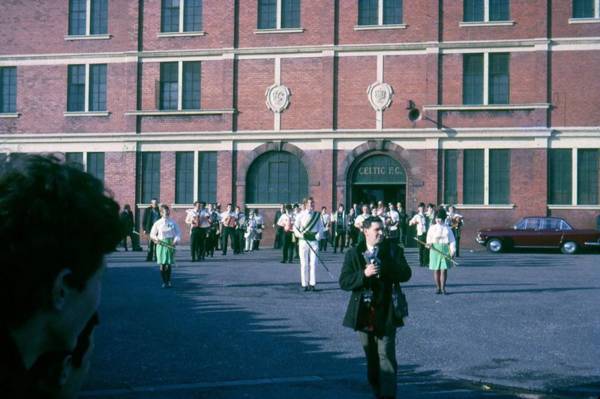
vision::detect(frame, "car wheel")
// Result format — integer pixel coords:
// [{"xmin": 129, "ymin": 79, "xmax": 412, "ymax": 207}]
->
[
  {"xmin": 487, "ymin": 238, "xmax": 503, "ymax": 253},
  {"xmin": 561, "ymin": 241, "xmax": 578, "ymax": 255}
]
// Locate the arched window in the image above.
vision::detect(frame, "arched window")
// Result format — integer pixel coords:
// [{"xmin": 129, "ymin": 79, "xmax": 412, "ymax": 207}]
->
[{"xmin": 246, "ymin": 151, "xmax": 308, "ymax": 204}]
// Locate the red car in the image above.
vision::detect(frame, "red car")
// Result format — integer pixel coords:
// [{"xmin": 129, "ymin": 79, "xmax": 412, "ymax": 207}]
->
[{"xmin": 476, "ymin": 217, "xmax": 600, "ymax": 254}]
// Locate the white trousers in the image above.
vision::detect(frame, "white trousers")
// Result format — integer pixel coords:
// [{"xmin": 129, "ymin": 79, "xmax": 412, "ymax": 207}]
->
[{"xmin": 299, "ymin": 240, "xmax": 318, "ymax": 287}]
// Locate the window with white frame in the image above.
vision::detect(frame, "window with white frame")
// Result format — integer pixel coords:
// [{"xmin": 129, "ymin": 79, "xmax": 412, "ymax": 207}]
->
[
  {"xmin": 572, "ymin": 0, "xmax": 600, "ymax": 19},
  {"xmin": 257, "ymin": 0, "xmax": 301, "ymax": 29},
  {"xmin": 0, "ymin": 67, "xmax": 17, "ymax": 114},
  {"xmin": 548, "ymin": 148, "xmax": 600, "ymax": 206},
  {"xmin": 463, "ymin": 0, "xmax": 510, "ymax": 22},
  {"xmin": 463, "ymin": 53, "xmax": 509, "ymax": 105},
  {"xmin": 64, "ymin": 152, "xmax": 105, "ymax": 181},
  {"xmin": 158, "ymin": 61, "xmax": 201, "ymax": 111},
  {"xmin": 456, "ymin": 149, "xmax": 511, "ymax": 205},
  {"xmin": 358, "ymin": 0, "xmax": 403, "ymax": 26},
  {"xmin": 161, "ymin": 0, "xmax": 203, "ymax": 33},
  {"xmin": 68, "ymin": 0, "xmax": 108, "ymax": 36},
  {"xmin": 67, "ymin": 64, "xmax": 107, "ymax": 112}
]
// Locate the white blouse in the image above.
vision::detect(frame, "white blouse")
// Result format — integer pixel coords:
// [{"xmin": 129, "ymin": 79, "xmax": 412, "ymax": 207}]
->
[
  {"xmin": 150, "ymin": 217, "xmax": 181, "ymax": 244},
  {"xmin": 426, "ymin": 223, "xmax": 456, "ymax": 254}
]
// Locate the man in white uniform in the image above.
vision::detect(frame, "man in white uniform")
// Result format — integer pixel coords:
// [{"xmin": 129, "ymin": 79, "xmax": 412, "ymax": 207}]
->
[{"xmin": 293, "ymin": 197, "xmax": 325, "ymax": 292}]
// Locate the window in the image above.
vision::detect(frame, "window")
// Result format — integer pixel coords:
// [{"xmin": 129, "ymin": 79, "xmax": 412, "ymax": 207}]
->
[
  {"xmin": 87, "ymin": 152, "xmax": 105, "ymax": 181},
  {"xmin": 358, "ymin": 0, "xmax": 403, "ymax": 26},
  {"xmin": 463, "ymin": 53, "xmax": 509, "ymax": 105},
  {"xmin": 464, "ymin": 0, "xmax": 510, "ymax": 22},
  {"xmin": 443, "ymin": 150, "xmax": 458, "ymax": 205},
  {"xmin": 161, "ymin": 0, "xmax": 203, "ymax": 33},
  {"xmin": 489, "ymin": 149, "xmax": 510, "ymax": 204},
  {"xmin": 67, "ymin": 64, "xmax": 107, "ymax": 112},
  {"xmin": 246, "ymin": 151, "xmax": 308, "ymax": 204},
  {"xmin": 68, "ymin": 0, "xmax": 108, "ymax": 36},
  {"xmin": 463, "ymin": 149, "xmax": 484, "ymax": 204},
  {"xmin": 141, "ymin": 152, "xmax": 161, "ymax": 204},
  {"xmin": 258, "ymin": 0, "xmax": 301, "ymax": 29},
  {"xmin": 548, "ymin": 149, "xmax": 572, "ymax": 205},
  {"xmin": 65, "ymin": 152, "xmax": 84, "ymax": 170},
  {"xmin": 572, "ymin": 0, "xmax": 599, "ymax": 18},
  {"xmin": 0, "ymin": 67, "xmax": 17, "ymax": 113},
  {"xmin": 158, "ymin": 61, "xmax": 201, "ymax": 111},
  {"xmin": 577, "ymin": 149, "xmax": 599, "ymax": 205},
  {"xmin": 176, "ymin": 152, "xmax": 194, "ymax": 204},
  {"xmin": 198, "ymin": 152, "xmax": 217, "ymax": 203}
]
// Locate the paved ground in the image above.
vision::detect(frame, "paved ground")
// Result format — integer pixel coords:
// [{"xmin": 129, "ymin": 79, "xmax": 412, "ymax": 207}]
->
[{"xmin": 81, "ymin": 246, "xmax": 600, "ymax": 399}]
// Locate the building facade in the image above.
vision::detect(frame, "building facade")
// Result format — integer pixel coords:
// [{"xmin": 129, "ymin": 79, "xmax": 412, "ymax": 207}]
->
[{"xmin": 1, "ymin": 0, "xmax": 599, "ymax": 247}]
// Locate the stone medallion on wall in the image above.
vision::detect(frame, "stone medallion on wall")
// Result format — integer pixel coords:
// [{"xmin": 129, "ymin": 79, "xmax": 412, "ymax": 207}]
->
[
  {"xmin": 367, "ymin": 82, "xmax": 393, "ymax": 111},
  {"xmin": 265, "ymin": 84, "xmax": 291, "ymax": 113}
]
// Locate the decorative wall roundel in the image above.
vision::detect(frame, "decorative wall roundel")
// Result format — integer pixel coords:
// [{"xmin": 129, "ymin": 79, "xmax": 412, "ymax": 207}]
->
[
  {"xmin": 265, "ymin": 84, "xmax": 291, "ymax": 113},
  {"xmin": 367, "ymin": 82, "xmax": 394, "ymax": 111}
]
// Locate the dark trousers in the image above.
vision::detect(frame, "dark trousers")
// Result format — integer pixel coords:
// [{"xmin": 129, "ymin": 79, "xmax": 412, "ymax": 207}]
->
[
  {"xmin": 146, "ymin": 240, "xmax": 156, "ymax": 261},
  {"xmin": 274, "ymin": 226, "xmax": 283, "ymax": 249},
  {"xmin": 236, "ymin": 229, "xmax": 245, "ymax": 254},
  {"xmin": 282, "ymin": 232, "xmax": 294, "ymax": 262},
  {"xmin": 348, "ymin": 227, "xmax": 358, "ymax": 247},
  {"xmin": 222, "ymin": 227, "xmax": 235, "ymax": 255},
  {"xmin": 206, "ymin": 229, "xmax": 217, "ymax": 257},
  {"xmin": 334, "ymin": 231, "xmax": 346, "ymax": 253},
  {"xmin": 452, "ymin": 228, "xmax": 461, "ymax": 257},
  {"xmin": 417, "ymin": 233, "xmax": 428, "ymax": 266},
  {"xmin": 121, "ymin": 232, "xmax": 135, "ymax": 251},
  {"xmin": 358, "ymin": 330, "xmax": 397, "ymax": 398},
  {"xmin": 191, "ymin": 227, "xmax": 207, "ymax": 260},
  {"xmin": 319, "ymin": 232, "xmax": 329, "ymax": 251}
]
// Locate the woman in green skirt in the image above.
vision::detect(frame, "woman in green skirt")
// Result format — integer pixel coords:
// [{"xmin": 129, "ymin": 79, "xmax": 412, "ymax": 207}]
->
[
  {"xmin": 426, "ymin": 208, "xmax": 456, "ymax": 295},
  {"xmin": 150, "ymin": 204, "xmax": 181, "ymax": 288}
]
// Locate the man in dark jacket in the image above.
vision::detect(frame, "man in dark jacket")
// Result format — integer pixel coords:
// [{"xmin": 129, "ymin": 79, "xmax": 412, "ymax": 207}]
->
[
  {"xmin": 339, "ymin": 216, "xmax": 412, "ymax": 399},
  {"xmin": 143, "ymin": 199, "xmax": 161, "ymax": 261}
]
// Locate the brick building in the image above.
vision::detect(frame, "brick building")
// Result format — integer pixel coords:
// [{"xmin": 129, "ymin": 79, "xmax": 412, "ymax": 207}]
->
[{"xmin": 1, "ymin": 0, "xmax": 599, "ymax": 247}]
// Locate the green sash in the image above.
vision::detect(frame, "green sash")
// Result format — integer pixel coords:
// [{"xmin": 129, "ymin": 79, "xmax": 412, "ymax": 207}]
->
[{"xmin": 299, "ymin": 211, "xmax": 320, "ymax": 241}]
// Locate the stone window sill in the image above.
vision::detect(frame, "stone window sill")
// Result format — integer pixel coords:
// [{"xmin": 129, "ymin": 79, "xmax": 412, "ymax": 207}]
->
[
  {"xmin": 244, "ymin": 204, "xmax": 284, "ymax": 209},
  {"xmin": 354, "ymin": 24, "xmax": 407, "ymax": 31},
  {"xmin": 64, "ymin": 111, "xmax": 110, "ymax": 117},
  {"xmin": 568, "ymin": 18, "xmax": 600, "ymax": 24},
  {"xmin": 64, "ymin": 34, "xmax": 112, "ymax": 41},
  {"xmin": 423, "ymin": 103, "xmax": 551, "ymax": 111},
  {"xmin": 124, "ymin": 109, "xmax": 236, "ymax": 116},
  {"xmin": 459, "ymin": 21, "xmax": 515, "ymax": 27},
  {"xmin": 254, "ymin": 28, "xmax": 305, "ymax": 34},
  {"xmin": 547, "ymin": 205, "xmax": 600, "ymax": 210},
  {"xmin": 157, "ymin": 31, "xmax": 206, "ymax": 37},
  {"xmin": 455, "ymin": 204, "xmax": 515, "ymax": 210},
  {"xmin": 0, "ymin": 113, "xmax": 20, "ymax": 118}
]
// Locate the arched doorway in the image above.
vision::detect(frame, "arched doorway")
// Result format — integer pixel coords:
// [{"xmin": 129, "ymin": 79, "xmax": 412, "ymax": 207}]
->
[{"xmin": 349, "ymin": 153, "xmax": 407, "ymax": 206}]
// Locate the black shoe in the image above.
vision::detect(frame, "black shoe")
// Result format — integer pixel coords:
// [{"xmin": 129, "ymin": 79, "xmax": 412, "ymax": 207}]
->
[
  {"xmin": 303, "ymin": 286, "xmax": 309, "ymax": 292},
  {"xmin": 442, "ymin": 289, "xmax": 448, "ymax": 295},
  {"xmin": 436, "ymin": 288, "xmax": 442, "ymax": 295},
  {"xmin": 309, "ymin": 285, "xmax": 316, "ymax": 291},
  {"xmin": 280, "ymin": 260, "xmax": 287, "ymax": 264}
]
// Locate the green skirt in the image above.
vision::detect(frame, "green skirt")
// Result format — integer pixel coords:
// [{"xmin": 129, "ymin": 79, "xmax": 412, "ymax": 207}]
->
[
  {"xmin": 156, "ymin": 237, "xmax": 175, "ymax": 265},
  {"xmin": 429, "ymin": 243, "xmax": 452, "ymax": 270}
]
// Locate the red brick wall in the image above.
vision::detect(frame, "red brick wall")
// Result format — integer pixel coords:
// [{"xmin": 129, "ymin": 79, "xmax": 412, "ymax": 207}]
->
[
  {"xmin": 104, "ymin": 151, "xmax": 137, "ymax": 208},
  {"xmin": 551, "ymin": 51, "xmax": 600, "ymax": 127},
  {"xmin": 552, "ymin": 0, "xmax": 600, "ymax": 38},
  {"xmin": 442, "ymin": 0, "xmax": 547, "ymax": 41},
  {"xmin": 236, "ymin": 59, "xmax": 275, "ymax": 131},
  {"xmin": 0, "ymin": 0, "xmax": 138, "ymax": 55},
  {"xmin": 337, "ymin": 56, "xmax": 377, "ymax": 129}
]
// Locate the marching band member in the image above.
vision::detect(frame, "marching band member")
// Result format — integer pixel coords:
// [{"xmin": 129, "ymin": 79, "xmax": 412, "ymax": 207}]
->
[
  {"xmin": 294, "ymin": 197, "xmax": 325, "ymax": 292},
  {"xmin": 220, "ymin": 203, "xmax": 238, "ymax": 255},
  {"xmin": 386, "ymin": 202, "xmax": 400, "ymax": 245},
  {"xmin": 426, "ymin": 208, "xmax": 456, "ymax": 295},
  {"xmin": 319, "ymin": 207, "xmax": 331, "ymax": 251},
  {"xmin": 185, "ymin": 201, "xmax": 201, "ymax": 262},
  {"xmin": 354, "ymin": 204, "xmax": 371, "ymax": 248},
  {"xmin": 277, "ymin": 204, "xmax": 295, "ymax": 263},
  {"xmin": 446, "ymin": 205, "xmax": 464, "ymax": 257},
  {"xmin": 332, "ymin": 204, "xmax": 348, "ymax": 254},
  {"xmin": 236, "ymin": 206, "xmax": 247, "ymax": 253},
  {"xmin": 206, "ymin": 203, "xmax": 220, "ymax": 258},
  {"xmin": 244, "ymin": 209, "xmax": 256, "ymax": 252},
  {"xmin": 150, "ymin": 204, "xmax": 181, "ymax": 288},
  {"xmin": 409, "ymin": 203, "xmax": 429, "ymax": 267},
  {"xmin": 253, "ymin": 209, "xmax": 264, "ymax": 250},
  {"xmin": 347, "ymin": 207, "xmax": 358, "ymax": 247}
]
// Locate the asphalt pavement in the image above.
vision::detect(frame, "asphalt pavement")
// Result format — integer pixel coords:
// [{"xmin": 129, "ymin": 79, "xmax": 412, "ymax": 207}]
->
[{"xmin": 81, "ymin": 245, "xmax": 600, "ymax": 399}]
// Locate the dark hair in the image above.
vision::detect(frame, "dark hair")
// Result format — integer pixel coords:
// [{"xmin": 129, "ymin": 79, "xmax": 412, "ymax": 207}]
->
[
  {"xmin": 362, "ymin": 216, "xmax": 383, "ymax": 230},
  {"xmin": 0, "ymin": 154, "xmax": 122, "ymax": 327},
  {"xmin": 418, "ymin": 202, "xmax": 425, "ymax": 208},
  {"xmin": 124, "ymin": 204, "xmax": 131, "ymax": 211},
  {"xmin": 435, "ymin": 208, "xmax": 447, "ymax": 221},
  {"xmin": 285, "ymin": 204, "xmax": 292, "ymax": 211}
]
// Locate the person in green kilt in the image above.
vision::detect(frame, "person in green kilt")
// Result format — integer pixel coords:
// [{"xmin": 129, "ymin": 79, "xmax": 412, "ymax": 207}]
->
[
  {"xmin": 426, "ymin": 208, "xmax": 456, "ymax": 295},
  {"xmin": 150, "ymin": 204, "xmax": 181, "ymax": 288}
]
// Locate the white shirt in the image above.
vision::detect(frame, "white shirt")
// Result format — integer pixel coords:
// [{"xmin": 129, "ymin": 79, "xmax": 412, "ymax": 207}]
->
[
  {"xmin": 150, "ymin": 217, "xmax": 181, "ymax": 244},
  {"xmin": 409, "ymin": 213, "xmax": 427, "ymax": 236},
  {"xmin": 293, "ymin": 209, "xmax": 325, "ymax": 240},
  {"xmin": 426, "ymin": 223, "xmax": 456, "ymax": 255},
  {"xmin": 354, "ymin": 213, "xmax": 368, "ymax": 229},
  {"xmin": 221, "ymin": 211, "xmax": 237, "ymax": 227},
  {"xmin": 278, "ymin": 213, "xmax": 294, "ymax": 231},
  {"xmin": 321, "ymin": 213, "xmax": 331, "ymax": 228},
  {"xmin": 387, "ymin": 210, "xmax": 400, "ymax": 231}
]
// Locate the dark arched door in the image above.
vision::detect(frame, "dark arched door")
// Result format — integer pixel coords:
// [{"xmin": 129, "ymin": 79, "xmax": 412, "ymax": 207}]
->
[
  {"xmin": 350, "ymin": 154, "xmax": 407, "ymax": 206},
  {"xmin": 246, "ymin": 151, "xmax": 309, "ymax": 204}
]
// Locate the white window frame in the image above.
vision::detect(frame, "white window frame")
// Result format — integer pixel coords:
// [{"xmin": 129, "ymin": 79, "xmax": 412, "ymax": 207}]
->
[
  {"xmin": 255, "ymin": 0, "xmax": 304, "ymax": 34},
  {"xmin": 158, "ymin": 0, "xmax": 207, "ymax": 37},
  {"xmin": 464, "ymin": 52, "xmax": 510, "ymax": 106},
  {"xmin": 354, "ymin": 0, "xmax": 407, "ymax": 30},
  {"xmin": 65, "ymin": 0, "xmax": 111, "ymax": 40},
  {"xmin": 459, "ymin": 0, "xmax": 515, "ymax": 27},
  {"xmin": 64, "ymin": 64, "xmax": 110, "ymax": 117},
  {"xmin": 163, "ymin": 60, "xmax": 201, "ymax": 111},
  {"xmin": 569, "ymin": 0, "xmax": 600, "ymax": 23}
]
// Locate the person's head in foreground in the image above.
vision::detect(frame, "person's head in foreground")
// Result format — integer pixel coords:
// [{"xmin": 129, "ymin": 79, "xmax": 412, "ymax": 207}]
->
[{"xmin": 0, "ymin": 154, "xmax": 121, "ymax": 397}]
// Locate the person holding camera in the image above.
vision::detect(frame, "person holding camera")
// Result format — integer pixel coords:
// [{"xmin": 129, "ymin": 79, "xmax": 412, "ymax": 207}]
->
[{"xmin": 339, "ymin": 216, "xmax": 412, "ymax": 399}]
